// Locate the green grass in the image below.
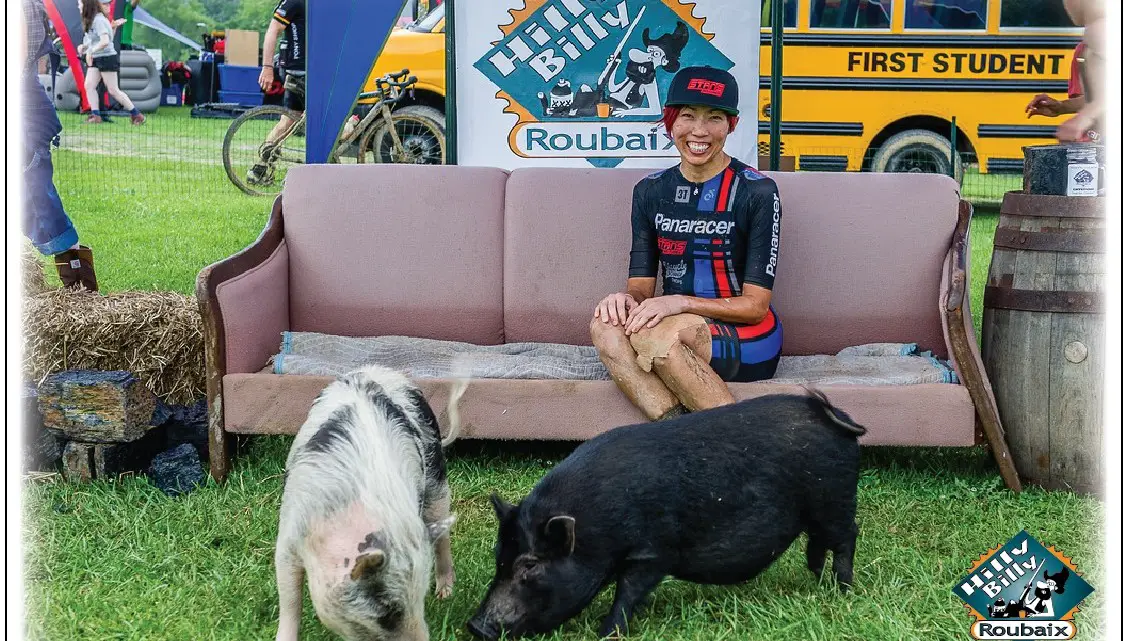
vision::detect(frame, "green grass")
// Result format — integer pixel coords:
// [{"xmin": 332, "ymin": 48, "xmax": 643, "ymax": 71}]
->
[
  {"xmin": 23, "ymin": 441, "xmax": 1105, "ymax": 641},
  {"xmin": 44, "ymin": 107, "xmax": 267, "ymax": 293},
  {"xmin": 23, "ymin": 110, "xmax": 1104, "ymax": 640}
]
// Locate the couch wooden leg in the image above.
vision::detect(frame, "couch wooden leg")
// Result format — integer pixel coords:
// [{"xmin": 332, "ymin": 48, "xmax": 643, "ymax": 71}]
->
[
  {"xmin": 208, "ymin": 393, "xmax": 231, "ymax": 483},
  {"xmin": 946, "ymin": 306, "xmax": 1023, "ymax": 493}
]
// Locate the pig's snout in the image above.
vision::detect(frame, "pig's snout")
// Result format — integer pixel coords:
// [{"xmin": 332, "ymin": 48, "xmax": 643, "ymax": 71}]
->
[{"xmin": 467, "ymin": 614, "xmax": 500, "ymax": 641}]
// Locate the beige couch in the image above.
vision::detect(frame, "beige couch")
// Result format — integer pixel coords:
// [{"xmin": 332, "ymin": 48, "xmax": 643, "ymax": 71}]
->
[{"xmin": 197, "ymin": 165, "xmax": 1020, "ymax": 490}]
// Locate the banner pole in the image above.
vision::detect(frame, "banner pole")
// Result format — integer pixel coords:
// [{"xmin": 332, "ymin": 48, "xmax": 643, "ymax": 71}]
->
[
  {"xmin": 445, "ymin": 0, "xmax": 458, "ymax": 164},
  {"xmin": 769, "ymin": 0, "xmax": 784, "ymax": 171}
]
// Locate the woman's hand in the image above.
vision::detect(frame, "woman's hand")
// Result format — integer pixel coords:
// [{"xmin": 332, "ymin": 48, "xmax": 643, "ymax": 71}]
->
[
  {"xmin": 623, "ymin": 295, "xmax": 687, "ymax": 335},
  {"xmin": 593, "ymin": 292, "xmax": 638, "ymax": 327}
]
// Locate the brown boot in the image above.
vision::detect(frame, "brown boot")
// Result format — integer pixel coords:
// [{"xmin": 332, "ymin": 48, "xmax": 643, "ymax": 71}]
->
[{"xmin": 53, "ymin": 246, "xmax": 99, "ymax": 292}]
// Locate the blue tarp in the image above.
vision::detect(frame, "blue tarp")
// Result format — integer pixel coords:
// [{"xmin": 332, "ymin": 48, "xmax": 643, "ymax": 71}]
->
[{"xmin": 306, "ymin": 0, "xmax": 409, "ymax": 163}]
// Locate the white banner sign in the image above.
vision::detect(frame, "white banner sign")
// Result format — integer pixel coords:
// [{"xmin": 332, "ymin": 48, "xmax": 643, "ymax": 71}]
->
[{"xmin": 454, "ymin": 0, "xmax": 762, "ymax": 169}]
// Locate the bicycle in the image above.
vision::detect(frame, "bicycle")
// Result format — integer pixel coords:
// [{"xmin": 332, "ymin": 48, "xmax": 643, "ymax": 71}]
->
[{"xmin": 222, "ymin": 69, "xmax": 446, "ymax": 197}]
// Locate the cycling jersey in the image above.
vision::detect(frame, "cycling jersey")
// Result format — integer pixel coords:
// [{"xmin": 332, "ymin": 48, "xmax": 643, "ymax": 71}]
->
[
  {"xmin": 628, "ymin": 157, "xmax": 783, "ymax": 382},
  {"xmin": 273, "ymin": 0, "xmax": 306, "ymax": 72}
]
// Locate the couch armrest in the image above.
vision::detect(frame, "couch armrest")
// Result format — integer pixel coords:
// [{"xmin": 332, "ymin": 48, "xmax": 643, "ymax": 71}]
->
[
  {"xmin": 940, "ymin": 200, "xmax": 1021, "ymax": 492},
  {"xmin": 195, "ymin": 196, "xmax": 290, "ymax": 481}
]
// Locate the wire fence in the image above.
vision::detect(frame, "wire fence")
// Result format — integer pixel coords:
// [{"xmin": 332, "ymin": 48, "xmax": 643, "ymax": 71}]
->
[{"xmin": 50, "ymin": 104, "xmax": 1021, "ymax": 209}]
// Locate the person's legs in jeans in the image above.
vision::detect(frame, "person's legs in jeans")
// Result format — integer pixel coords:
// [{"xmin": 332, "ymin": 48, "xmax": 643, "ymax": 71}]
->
[{"xmin": 23, "ymin": 74, "xmax": 98, "ymax": 291}]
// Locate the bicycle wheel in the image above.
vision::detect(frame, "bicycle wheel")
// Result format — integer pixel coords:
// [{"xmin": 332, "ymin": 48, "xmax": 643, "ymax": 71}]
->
[
  {"xmin": 222, "ymin": 105, "xmax": 306, "ymax": 196},
  {"xmin": 358, "ymin": 108, "xmax": 446, "ymax": 165}
]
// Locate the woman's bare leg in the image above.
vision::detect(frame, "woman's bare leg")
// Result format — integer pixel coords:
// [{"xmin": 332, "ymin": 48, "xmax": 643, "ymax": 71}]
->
[
  {"xmin": 100, "ymin": 71, "xmax": 136, "ymax": 111},
  {"xmin": 83, "ymin": 67, "xmax": 102, "ymax": 113},
  {"xmin": 591, "ymin": 317, "xmax": 682, "ymax": 420},
  {"xmin": 629, "ymin": 314, "xmax": 735, "ymax": 412}
]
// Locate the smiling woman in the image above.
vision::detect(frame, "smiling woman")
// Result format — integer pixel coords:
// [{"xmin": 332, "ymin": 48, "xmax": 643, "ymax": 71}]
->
[{"xmin": 590, "ymin": 65, "xmax": 785, "ymax": 422}]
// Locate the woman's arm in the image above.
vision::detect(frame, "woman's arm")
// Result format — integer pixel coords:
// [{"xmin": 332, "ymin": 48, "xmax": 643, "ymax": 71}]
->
[{"xmin": 682, "ymin": 286, "xmax": 771, "ymax": 325}]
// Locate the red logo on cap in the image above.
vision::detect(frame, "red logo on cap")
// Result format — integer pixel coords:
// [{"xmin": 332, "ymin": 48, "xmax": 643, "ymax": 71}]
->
[{"xmin": 686, "ymin": 78, "xmax": 725, "ymax": 97}]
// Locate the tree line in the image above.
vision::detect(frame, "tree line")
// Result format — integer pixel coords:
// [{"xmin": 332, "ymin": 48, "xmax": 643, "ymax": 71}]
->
[{"xmin": 130, "ymin": 0, "xmax": 281, "ymax": 61}]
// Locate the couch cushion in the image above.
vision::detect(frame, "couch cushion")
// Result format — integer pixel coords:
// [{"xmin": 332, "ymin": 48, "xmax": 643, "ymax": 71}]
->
[
  {"xmin": 282, "ymin": 164, "xmax": 509, "ymax": 344},
  {"xmin": 224, "ymin": 374, "xmax": 976, "ymax": 446},
  {"xmin": 503, "ymin": 167, "xmax": 655, "ymax": 345},
  {"xmin": 503, "ymin": 168, "xmax": 959, "ymax": 357}
]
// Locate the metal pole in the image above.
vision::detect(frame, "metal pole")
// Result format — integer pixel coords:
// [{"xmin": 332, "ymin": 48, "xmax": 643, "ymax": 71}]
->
[
  {"xmin": 769, "ymin": 0, "xmax": 784, "ymax": 171},
  {"xmin": 444, "ymin": 0, "xmax": 457, "ymax": 164},
  {"xmin": 949, "ymin": 116, "xmax": 957, "ymax": 179}
]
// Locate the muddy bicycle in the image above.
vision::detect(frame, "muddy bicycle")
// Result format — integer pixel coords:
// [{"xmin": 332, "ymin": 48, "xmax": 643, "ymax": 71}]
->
[{"xmin": 222, "ymin": 69, "xmax": 446, "ymax": 196}]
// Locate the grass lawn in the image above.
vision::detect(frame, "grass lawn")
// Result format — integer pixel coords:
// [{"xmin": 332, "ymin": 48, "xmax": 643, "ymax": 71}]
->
[{"xmin": 22, "ymin": 109, "xmax": 1103, "ymax": 641}]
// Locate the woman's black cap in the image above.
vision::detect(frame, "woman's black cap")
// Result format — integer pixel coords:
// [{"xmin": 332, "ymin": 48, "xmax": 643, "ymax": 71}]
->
[{"xmin": 663, "ymin": 66, "xmax": 740, "ymax": 115}]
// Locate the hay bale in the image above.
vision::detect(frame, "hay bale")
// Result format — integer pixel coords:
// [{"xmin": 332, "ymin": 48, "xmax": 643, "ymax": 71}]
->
[
  {"xmin": 22, "ymin": 241, "xmax": 50, "ymax": 297},
  {"xmin": 23, "ymin": 289, "xmax": 205, "ymax": 405}
]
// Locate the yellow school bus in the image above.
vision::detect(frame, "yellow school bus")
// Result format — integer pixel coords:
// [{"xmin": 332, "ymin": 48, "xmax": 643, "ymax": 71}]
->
[{"xmin": 758, "ymin": 0, "xmax": 1083, "ymax": 177}]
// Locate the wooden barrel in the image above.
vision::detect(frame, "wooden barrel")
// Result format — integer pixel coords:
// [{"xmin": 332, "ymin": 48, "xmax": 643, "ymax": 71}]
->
[{"xmin": 981, "ymin": 191, "xmax": 1105, "ymax": 495}]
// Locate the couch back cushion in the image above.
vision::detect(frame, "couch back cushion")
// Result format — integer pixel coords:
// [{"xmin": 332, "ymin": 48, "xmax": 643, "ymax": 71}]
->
[
  {"xmin": 504, "ymin": 168, "xmax": 959, "ymax": 357},
  {"xmin": 283, "ymin": 164, "xmax": 508, "ymax": 344}
]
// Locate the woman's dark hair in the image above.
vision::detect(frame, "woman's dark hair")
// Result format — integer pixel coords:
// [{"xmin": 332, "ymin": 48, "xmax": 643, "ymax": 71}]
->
[{"xmin": 81, "ymin": 0, "xmax": 108, "ymax": 33}]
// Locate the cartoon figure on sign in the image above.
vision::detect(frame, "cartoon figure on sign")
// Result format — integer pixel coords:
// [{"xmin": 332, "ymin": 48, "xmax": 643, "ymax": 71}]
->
[
  {"xmin": 1022, "ymin": 568, "xmax": 1069, "ymax": 618},
  {"xmin": 538, "ymin": 78, "xmax": 601, "ymax": 117},
  {"xmin": 605, "ymin": 21, "xmax": 689, "ymax": 116}
]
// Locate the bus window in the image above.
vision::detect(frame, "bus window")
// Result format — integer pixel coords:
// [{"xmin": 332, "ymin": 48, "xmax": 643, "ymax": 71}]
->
[
  {"xmin": 810, "ymin": 0, "xmax": 892, "ymax": 29},
  {"xmin": 1000, "ymin": 0, "xmax": 1074, "ymax": 28},
  {"xmin": 904, "ymin": 0, "xmax": 987, "ymax": 30},
  {"xmin": 761, "ymin": 0, "xmax": 798, "ymax": 28}
]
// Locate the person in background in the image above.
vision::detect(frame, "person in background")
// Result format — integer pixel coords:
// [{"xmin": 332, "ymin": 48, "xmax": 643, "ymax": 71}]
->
[
  {"xmin": 1025, "ymin": 0, "xmax": 1104, "ymax": 142},
  {"xmin": 77, "ymin": 0, "xmax": 145, "ymax": 125},
  {"xmin": 119, "ymin": 0, "xmax": 141, "ymax": 50},
  {"xmin": 248, "ymin": 0, "xmax": 306, "ymax": 186},
  {"xmin": 22, "ymin": 0, "xmax": 99, "ymax": 291}
]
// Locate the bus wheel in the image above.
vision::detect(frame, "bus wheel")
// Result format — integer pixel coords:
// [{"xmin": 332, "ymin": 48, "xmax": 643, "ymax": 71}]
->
[{"xmin": 871, "ymin": 129, "xmax": 964, "ymax": 182}]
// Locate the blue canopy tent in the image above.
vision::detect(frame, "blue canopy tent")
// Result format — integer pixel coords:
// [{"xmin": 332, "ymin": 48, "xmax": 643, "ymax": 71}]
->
[{"xmin": 305, "ymin": 0, "xmax": 409, "ymax": 164}]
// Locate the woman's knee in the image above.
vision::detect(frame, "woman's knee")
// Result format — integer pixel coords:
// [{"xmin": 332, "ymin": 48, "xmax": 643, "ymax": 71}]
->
[
  {"xmin": 590, "ymin": 317, "xmax": 632, "ymax": 357},
  {"xmin": 629, "ymin": 315, "xmax": 708, "ymax": 362}
]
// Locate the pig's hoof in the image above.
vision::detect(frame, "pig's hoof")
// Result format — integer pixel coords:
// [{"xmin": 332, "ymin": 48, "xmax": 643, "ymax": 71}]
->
[
  {"xmin": 435, "ymin": 572, "xmax": 455, "ymax": 599},
  {"xmin": 597, "ymin": 619, "xmax": 627, "ymax": 639}
]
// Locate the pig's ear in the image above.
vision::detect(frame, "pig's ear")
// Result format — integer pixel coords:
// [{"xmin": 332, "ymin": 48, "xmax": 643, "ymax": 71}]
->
[
  {"xmin": 544, "ymin": 515, "xmax": 576, "ymax": 557},
  {"xmin": 490, "ymin": 492, "xmax": 516, "ymax": 522},
  {"xmin": 428, "ymin": 514, "xmax": 457, "ymax": 542},
  {"xmin": 350, "ymin": 549, "xmax": 386, "ymax": 581}
]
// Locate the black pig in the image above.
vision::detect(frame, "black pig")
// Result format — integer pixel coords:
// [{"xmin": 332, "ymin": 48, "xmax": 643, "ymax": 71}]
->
[{"xmin": 467, "ymin": 387, "xmax": 866, "ymax": 640}]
